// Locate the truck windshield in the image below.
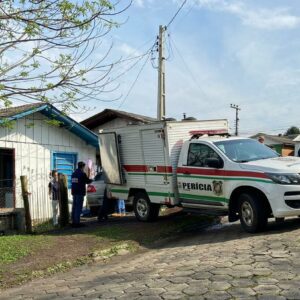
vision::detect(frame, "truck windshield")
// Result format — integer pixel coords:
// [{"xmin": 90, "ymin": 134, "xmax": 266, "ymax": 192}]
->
[{"xmin": 214, "ymin": 139, "xmax": 279, "ymax": 163}]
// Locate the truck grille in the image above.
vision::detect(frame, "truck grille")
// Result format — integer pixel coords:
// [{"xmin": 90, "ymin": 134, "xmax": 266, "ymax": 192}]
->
[{"xmin": 284, "ymin": 191, "xmax": 300, "ymax": 196}]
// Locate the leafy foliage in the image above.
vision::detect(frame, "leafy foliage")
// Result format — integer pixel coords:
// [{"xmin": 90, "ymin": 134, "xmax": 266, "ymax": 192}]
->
[
  {"xmin": 0, "ymin": 0, "xmax": 129, "ymax": 113},
  {"xmin": 284, "ymin": 126, "xmax": 300, "ymax": 136}
]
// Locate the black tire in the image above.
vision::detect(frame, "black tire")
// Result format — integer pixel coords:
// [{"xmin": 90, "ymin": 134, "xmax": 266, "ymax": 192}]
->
[
  {"xmin": 238, "ymin": 192, "xmax": 268, "ymax": 233},
  {"xmin": 133, "ymin": 192, "xmax": 160, "ymax": 222}
]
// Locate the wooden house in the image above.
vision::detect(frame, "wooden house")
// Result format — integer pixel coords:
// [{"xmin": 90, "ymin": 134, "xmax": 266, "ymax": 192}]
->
[{"xmin": 0, "ymin": 103, "xmax": 97, "ymax": 222}]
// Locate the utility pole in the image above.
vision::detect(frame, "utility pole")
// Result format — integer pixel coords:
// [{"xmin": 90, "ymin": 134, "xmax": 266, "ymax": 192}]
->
[
  {"xmin": 157, "ymin": 25, "xmax": 166, "ymax": 120},
  {"xmin": 230, "ymin": 104, "xmax": 241, "ymax": 136}
]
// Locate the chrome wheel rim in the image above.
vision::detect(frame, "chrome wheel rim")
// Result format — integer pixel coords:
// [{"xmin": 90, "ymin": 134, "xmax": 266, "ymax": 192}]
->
[
  {"xmin": 136, "ymin": 198, "xmax": 148, "ymax": 217},
  {"xmin": 241, "ymin": 201, "xmax": 254, "ymax": 226}
]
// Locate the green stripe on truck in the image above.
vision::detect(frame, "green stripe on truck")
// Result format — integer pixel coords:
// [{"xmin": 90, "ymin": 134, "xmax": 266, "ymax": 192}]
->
[
  {"xmin": 111, "ymin": 189, "xmax": 174, "ymax": 198},
  {"xmin": 179, "ymin": 193, "xmax": 229, "ymax": 203}
]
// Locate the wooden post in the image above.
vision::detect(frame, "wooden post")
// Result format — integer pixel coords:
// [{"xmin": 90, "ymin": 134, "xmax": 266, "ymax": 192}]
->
[
  {"xmin": 20, "ymin": 175, "xmax": 32, "ymax": 233},
  {"xmin": 59, "ymin": 174, "xmax": 69, "ymax": 227}
]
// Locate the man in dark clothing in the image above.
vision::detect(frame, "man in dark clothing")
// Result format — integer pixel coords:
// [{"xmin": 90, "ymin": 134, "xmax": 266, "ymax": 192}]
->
[
  {"xmin": 98, "ymin": 188, "xmax": 109, "ymax": 222},
  {"xmin": 71, "ymin": 161, "xmax": 92, "ymax": 227}
]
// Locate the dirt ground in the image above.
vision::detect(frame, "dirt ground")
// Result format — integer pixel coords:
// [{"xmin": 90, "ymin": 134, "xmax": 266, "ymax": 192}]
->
[{"xmin": 0, "ymin": 208, "xmax": 213, "ymax": 289}]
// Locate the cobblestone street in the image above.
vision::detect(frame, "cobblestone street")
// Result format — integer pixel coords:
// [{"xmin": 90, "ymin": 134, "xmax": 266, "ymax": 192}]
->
[{"xmin": 2, "ymin": 218, "xmax": 300, "ymax": 300}]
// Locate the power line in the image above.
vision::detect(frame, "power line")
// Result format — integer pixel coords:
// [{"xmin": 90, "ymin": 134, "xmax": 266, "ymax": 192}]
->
[
  {"xmin": 166, "ymin": 0, "xmax": 188, "ymax": 29},
  {"xmin": 169, "ymin": 34, "xmax": 208, "ymax": 98},
  {"xmin": 117, "ymin": 52, "xmax": 151, "ymax": 109}
]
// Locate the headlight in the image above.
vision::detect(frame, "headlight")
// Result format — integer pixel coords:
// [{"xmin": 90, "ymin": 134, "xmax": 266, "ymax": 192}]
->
[{"xmin": 266, "ymin": 173, "xmax": 300, "ymax": 185}]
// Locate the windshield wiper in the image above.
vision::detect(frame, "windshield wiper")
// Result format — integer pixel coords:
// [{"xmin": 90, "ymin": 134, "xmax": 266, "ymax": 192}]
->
[{"xmin": 235, "ymin": 160, "xmax": 249, "ymax": 163}]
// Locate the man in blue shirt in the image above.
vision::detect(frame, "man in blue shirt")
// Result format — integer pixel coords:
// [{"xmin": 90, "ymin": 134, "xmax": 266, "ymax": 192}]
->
[{"xmin": 71, "ymin": 161, "xmax": 92, "ymax": 227}]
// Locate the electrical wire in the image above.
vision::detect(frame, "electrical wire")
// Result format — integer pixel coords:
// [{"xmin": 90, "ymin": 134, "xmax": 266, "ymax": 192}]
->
[
  {"xmin": 169, "ymin": 34, "xmax": 208, "ymax": 98},
  {"xmin": 117, "ymin": 52, "xmax": 151, "ymax": 109},
  {"xmin": 166, "ymin": 0, "xmax": 188, "ymax": 29}
]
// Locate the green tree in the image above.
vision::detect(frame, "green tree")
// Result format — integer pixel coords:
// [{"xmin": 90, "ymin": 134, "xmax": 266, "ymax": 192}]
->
[
  {"xmin": 0, "ymin": 0, "xmax": 129, "ymax": 112},
  {"xmin": 284, "ymin": 126, "xmax": 300, "ymax": 135}
]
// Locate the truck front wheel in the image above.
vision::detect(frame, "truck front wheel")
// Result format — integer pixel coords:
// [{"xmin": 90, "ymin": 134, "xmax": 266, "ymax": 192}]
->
[
  {"xmin": 238, "ymin": 193, "xmax": 268, "ymax": 233},
  {"xmin": 133, "ymin": 192, "xmax": 160, "ymax": 222}
]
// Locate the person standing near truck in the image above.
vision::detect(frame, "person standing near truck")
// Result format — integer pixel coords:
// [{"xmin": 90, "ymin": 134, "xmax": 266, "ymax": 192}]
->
[
  {"xmin": 71, "ymin": 162, "xmax": 92, "ymax": 227},
  {"xmin": 48, "ymin": 170, "xmax": 60, "ymax": 226}
]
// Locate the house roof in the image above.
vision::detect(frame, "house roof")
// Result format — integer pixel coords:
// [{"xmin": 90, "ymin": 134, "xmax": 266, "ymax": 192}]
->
[
  {"xmin": 251, "ymin": 133, "xmax": 295, "ymax": 145},
  {"xmin": 81, "ymin": 108, "xmax": 156, "ymax": 129},
  {"xmin": 0, "ymin": 103, "xmax": 98, "ymax": 148}
]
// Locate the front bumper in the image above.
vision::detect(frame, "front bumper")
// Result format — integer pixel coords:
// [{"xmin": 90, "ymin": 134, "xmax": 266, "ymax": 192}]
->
[{"xmin": 270, "ymin": 184, "xmax": 300, "ymax": 217}]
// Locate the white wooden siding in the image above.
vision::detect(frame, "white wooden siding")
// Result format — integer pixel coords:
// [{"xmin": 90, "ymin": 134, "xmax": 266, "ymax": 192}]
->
[{"xmin": 0, "ymin": 112, "xmax": 96, "ymax": 222}]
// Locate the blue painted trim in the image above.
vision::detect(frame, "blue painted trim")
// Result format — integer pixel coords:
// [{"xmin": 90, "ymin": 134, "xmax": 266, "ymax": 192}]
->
[
  {"xmin": 51, "ymin": 151, "xmax": 78, "ymax": 189},
  {"xmin": 40, "ymin": 106, "xmax": 98, "ymax": 148},
  {"xmin": 51, "ymin": 151, "xmax": 78, "ymax": 169},
  {"xmin": 1, "ymin": 104, "xmax": 98, "ymax": 148}
]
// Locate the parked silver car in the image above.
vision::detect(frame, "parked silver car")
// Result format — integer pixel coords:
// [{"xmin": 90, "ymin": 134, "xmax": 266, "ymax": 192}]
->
[{"xmin": 86, "ymin": 173, "xmax": 106, "ymax": 215}]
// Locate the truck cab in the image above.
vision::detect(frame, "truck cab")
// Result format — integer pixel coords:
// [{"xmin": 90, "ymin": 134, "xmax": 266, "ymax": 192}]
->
[{"xmin": 177, "ymin": 136, "xmax": 300, "ymax": 232}]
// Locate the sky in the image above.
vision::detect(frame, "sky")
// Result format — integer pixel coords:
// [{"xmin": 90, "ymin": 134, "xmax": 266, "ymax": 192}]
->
[{"xmin": 74, "ymin": 0, "xmax": 300, "ymax": 136}]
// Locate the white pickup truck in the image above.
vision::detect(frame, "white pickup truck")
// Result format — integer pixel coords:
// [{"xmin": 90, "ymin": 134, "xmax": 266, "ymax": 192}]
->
[{"xmin": 99, "ymin": 120, "xmax": 300, "ymax": 233}]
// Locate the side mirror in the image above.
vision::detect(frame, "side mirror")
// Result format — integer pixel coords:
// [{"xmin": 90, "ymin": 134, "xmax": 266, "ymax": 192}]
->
[{"xmin": 205, "ymin": 158, "xmax": 224, "ymax": 169}]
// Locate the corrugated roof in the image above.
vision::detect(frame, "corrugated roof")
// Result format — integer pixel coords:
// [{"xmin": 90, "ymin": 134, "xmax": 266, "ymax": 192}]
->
[
  {"xmin": 81, "ymin": 108, "xmax": 157, "ymax": 129},
  {"xmin": 251, "ymin": 133, "xmax": 295, "ymax": 145},
  {"xmin": 0, "ymin": 103, "xmax": 98, "ymax": 147},
  {"xmin": 0, "ymin": 103, "xmax": 45, "ymax": 118}
]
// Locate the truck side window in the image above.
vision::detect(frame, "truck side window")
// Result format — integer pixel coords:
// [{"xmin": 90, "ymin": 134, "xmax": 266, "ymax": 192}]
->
[{"xmin": 187, "ymin": 143, "xmax": 221, "ymax": 167}]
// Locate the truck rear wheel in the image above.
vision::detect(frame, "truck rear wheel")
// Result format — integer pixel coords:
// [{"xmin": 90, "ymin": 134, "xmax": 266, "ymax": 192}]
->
[
  {"xmin": 133, "ymin": 192, "xmax": 160, "ymax": 222},
  {"xmin": 238, "ymin": 193, "xmax": 268, "ymax": 233}
]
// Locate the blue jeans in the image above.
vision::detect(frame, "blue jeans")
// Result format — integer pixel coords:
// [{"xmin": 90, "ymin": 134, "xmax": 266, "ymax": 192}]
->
[{"xmin": 72, "ymin": 195, "xmax": 84, "ymax": 224}]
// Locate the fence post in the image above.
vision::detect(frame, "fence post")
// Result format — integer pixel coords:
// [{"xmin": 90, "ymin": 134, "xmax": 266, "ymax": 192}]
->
[
  {"xmin": 59, "ymin": 174, "xmax": 69, "ymax": 227},
  {"xmin": 20, "ymin": 175, "xmax": 32, "ymax": 233}
]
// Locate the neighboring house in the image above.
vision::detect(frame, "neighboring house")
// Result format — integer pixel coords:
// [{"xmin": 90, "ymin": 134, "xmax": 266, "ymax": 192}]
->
[
  {"xmin": 251, "ymin": 133, "xmax": 295, "ymax": 156},
  {"xmin": 81, "ymin": 109, "xmax": 156, "ymax": 167},
  {"xmin": 0, "ymin": 103, "xmax": 98, "ymax": 222},
  {"xmin": 81, "ymin": 108, "xmax": 156, "ymax": 132}
]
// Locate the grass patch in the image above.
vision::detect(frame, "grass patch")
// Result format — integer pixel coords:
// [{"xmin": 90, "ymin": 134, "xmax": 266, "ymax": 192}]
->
[
  {"xmin": 0, "ymin": 235, "xmax": 52, "ymax": 264},
  {"xmin": 0, "ymin": 212, "xmax": 214, "ymax": 289}
]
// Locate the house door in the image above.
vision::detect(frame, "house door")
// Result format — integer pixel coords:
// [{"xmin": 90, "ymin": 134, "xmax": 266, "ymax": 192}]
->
[
  {"xmin": 0, "ymin": 148, "xmax": 15, "ymax": 208},
  {"xmin": 52, "ymin": 152, "xmax": 77, "ymax": 188}
]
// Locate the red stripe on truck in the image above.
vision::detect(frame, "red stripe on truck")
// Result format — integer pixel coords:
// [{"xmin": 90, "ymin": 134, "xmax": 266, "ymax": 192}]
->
[
  {"xmin": 123, "ymin": 165, "xmax": 172, "ymax": 173},
  {"xmin": 176, "ymin": 167, "xmax": 268, "ymax": 179},
  {"xmin": 157, "ymin": 166, "xmax": 172, "ymax": 173},
  {"xmin": 123, "ymin": 165, "xmax": 148, "ymax": 172}
]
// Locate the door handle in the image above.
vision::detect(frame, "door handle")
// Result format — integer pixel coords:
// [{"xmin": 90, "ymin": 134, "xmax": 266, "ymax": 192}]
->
[{"xmin": 183, "ymin": 171, "xmax": 190, "ymax": 175}]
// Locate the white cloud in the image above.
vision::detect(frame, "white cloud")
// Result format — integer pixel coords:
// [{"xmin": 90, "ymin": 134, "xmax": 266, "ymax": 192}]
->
[
  {"xmin": 118, "ymin": 43, "xmax": 142, "ymax": 56},
  {"xmin": 266, "ymin": 69, "xmax": 300, "ymax": 88},
  {"xmin": 195, "ymin": 0, "xmax": 300, "ymax": 30},
  {"xmin": 134, "ymin": 0, "xmax": 145, "ymax": 7},
  {"xmin": 133, "ymin": 0, "xmax": 154, "ymax": 8}
]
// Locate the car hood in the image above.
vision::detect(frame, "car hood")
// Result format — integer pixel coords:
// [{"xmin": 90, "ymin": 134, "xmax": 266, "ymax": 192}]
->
[{"xmin": 239, "ymin": 156, "xmax": 300, "ymax": 173}]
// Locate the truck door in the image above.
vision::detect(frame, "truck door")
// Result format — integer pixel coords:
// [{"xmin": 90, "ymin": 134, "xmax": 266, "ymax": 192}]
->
[
  {"xmin": 141, "ymin": 129, "xmax": 168, "ymax": 186},
  {"xmin": 177, "ymin": 142, "xmax": 227, "ymax": 211},
  {"xmin": 98, "ymin": 132, "xmax": 123, "ymax": 185}
]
